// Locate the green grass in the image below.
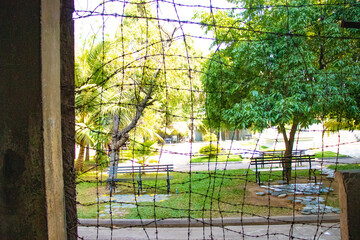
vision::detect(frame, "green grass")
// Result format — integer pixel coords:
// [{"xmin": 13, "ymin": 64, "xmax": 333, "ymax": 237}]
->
[
  {"xmin": 315, "ymin": 151, "xmax": 348, "ymax": 158},
  {"xmin": 77, "ymin": 167, "xmax": 335, "ymax": 219},
  {"xmin": 190, "ymin": 154, "xmax": 242, "ymax": 163},
  {"xmin": 327, "ymin": 163, "xmax": 360, "ymax": 171},
  {"xmin": 122, "ymin": 169, "xmax": 290, "ymax": 219},
  {"xmin": 77, "ymin": 182, "xmax": 107, "ymax": 219}
]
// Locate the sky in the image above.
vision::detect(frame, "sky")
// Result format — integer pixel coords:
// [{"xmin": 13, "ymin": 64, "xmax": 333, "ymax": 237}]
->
[{"xmin": 74, "ymin": 0, "xmax": 236, "ymax": 54}]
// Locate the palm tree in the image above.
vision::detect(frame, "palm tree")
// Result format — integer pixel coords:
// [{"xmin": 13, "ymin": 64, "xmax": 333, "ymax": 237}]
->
[
  {"xmin": 127, "ymin": 139, "xmax": 159, "ymax": 169},
  {"xmin": 74, "ymin": 41, "xmax": 111, "ymax": 172},
  {"xmin": 74, "ymin": 83, "xmax": 102, "ymax": 172},
  {"xmin": 75, "ymin": 2, "xmax": 202, "ymax": 176},
  {"xmin": 75, "ymin": 119, "xmax": 94, "ymax": 172}
]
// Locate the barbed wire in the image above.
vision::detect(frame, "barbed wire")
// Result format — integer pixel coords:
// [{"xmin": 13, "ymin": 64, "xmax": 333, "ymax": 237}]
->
[{"xmin": 72, "ymin": 0, "xmax": 359, "ymax": 239}]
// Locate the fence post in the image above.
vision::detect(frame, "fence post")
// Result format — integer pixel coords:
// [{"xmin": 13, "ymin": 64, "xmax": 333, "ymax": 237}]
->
[
  {"xmin": 335, "ymin": 170, "xmax": 360, "ymax": 240},
  {"xmin": 255, "ymin": 159, "xmax": 259, "ymax": 184},
  {"xmin": 167, "ymin": 165, "xmax": 170, "ymax": 194},
  {"xmin": 308, "ymin": 156, "xmax": 312, "ymax": 181},
  {"xmin": 138, "ymin": 166, "xmax": 142, "ymax": 195}
]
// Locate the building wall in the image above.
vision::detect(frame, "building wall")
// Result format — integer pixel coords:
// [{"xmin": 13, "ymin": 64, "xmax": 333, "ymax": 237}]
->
[{"xmin": 0, "ymin": 0, "xmax": 70, "ymax": 238}]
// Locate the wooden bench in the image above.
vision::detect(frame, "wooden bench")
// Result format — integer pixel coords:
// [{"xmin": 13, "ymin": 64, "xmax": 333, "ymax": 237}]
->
[
  {"xmin": 250, "ymin": 155, "xmax": 316, "ymax": 185},
  {"xmin": 107, "ymin": 164, "xmax": 174, "ymax": 194}
]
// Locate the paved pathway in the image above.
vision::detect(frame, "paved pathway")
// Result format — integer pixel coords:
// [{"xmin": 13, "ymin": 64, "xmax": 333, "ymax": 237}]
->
[
  {"xmin": 116, "ymin": 141, "xmax": 359, "ymax": 172},
  {"xmin": 78, "ymin": 223, "xmax": 340, "ymax": 239},
  {"xmin": 152, "ymin": 141, "xmax": 360, "ymax": 172}
]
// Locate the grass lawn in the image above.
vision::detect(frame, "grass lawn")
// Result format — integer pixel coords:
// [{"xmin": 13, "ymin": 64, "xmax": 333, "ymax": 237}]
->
[
  {"xmin": 77, "ymin": 168, "xmax": 339, "ymax": 219},
  {"xmin": 190, "ymin": 154, "xmax": 242, "ymax": 163},
  {"xmin": 315, "ymin": 151, "xmax": 348, "ymax": 158},
  {"xmin": 327, "ymin": 163, "xmax": 360, "ymax": 170}
]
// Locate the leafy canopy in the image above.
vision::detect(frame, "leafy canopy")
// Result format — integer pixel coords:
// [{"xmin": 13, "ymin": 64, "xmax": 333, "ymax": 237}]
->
[{"xmin": 199, "ymin": 0, "xmax": 360, "ymax": 132}]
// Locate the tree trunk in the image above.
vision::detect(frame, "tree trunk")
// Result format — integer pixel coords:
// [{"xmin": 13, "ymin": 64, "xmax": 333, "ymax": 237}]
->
[
  {"xmin": 279, "ymin": 120, "xmax": 299, "ymax": 183},
  {"xmin": 75, "ymin": 144, "xmax": 85, "ymax": 172},
  {"xmin": 109, "ymin": 114, "xmax": 121, "ymax": 180},
  {"xmin": 85, "ymin": 144, "xmax": 90, "ymax": 162}
]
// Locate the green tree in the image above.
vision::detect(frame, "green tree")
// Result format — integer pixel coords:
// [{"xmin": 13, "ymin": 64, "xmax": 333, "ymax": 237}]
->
[
  {"xmin": 106, "ymin": 1, "xmax": 206, "ymax": 174},
  {"xmin": 75, "ymin": 117, "xmax": 95, "ymax": 172},
  {"xmin": 74, "ymin": 41, "xmax": 108, "ymax": 172},
  {"xmin": 199, "ymin": 0, "xmax": 360, "ymax": 181},
  {"xmin": 75, "ymin": 1, "xmax": 204, "ymax": 179}
]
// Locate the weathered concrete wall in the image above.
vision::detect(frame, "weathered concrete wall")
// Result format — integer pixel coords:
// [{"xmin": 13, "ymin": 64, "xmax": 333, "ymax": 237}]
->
[
  {"xmin": 335, "ymin": 170, "xmax": 360, "ymax": 240},
  {"xmin": 0, "ymin": 0, "xmax": 67, "ymax": 239},
  {"xmin": 0, "ymin": 1, "xmax": 47, "ymax": 238}
]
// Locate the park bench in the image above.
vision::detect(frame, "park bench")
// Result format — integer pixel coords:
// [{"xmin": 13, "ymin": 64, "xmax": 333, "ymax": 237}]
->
[
  {"xmin": 260, "ymin": 150, "xmax": 306, "ymax": 158},
  {"xmin": 259, "ymin": 150, "xmax": 308, "ymax": 168},
  {"xmin": 250, "ymin": 154, "xmax": 316, "ymax": 185},
  {"xmin": 107, "ymin": 164, "xmax": 174, "ymax": 195}
]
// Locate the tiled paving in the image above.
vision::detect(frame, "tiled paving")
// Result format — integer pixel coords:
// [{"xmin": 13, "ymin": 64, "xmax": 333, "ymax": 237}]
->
[{"xmin": 256, "ymin": 182, "xmax": 340, "ymax": 216}]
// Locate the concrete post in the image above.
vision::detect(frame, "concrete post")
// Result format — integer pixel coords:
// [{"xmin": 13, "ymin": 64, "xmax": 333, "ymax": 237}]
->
[
  {"xmin": 61, "ymin": 0, "xmax": 77, "ymax": 239},
  {"xmin": 0, "ymin": 0, "xmax": 67, "ymax": 239},
  {"xmin": 335, "ymin": 170, "xmax": 360, "ymax": 240}
]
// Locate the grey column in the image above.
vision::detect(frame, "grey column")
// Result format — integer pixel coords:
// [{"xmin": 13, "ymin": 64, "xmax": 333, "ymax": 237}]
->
[{"xmin": 335, "ymin": 170, "xmax": 360, "ymax": 240}]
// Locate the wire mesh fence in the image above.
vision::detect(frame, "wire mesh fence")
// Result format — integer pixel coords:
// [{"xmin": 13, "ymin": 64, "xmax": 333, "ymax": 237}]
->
[{"xmin": 72, "ymin": 0, "xmax": 360, "ymax": 239}]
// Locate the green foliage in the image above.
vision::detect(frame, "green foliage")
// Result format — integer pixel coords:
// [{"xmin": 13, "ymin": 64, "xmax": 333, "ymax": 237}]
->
[
  {"xmin": 202, "ymin": 133, "xmax": 218, "ymax": 142},
  {"xmin": 74, "ymin": 2, "xmax": 205, "ymax": 160},
  {"xmin": 199, "ymin": 1, "xmax": 360, "ymax": 132},
  {"xmin": 198, "ymin": 0, "xmax": 360, "ymax": 181},
  {"xmin": 74, "ymin": 1, "xmax": 206, "ymax": 173},
  {"xmin": 199, "ymin": 144, "xmax": 221, "ymax": 157},
  {"xmin": 126, "ymin": 140, "xmax": 159, "ymax": 166},
  {"xmin": 324, "ymin": 119, "xmax": 360, "ymax": 131}
]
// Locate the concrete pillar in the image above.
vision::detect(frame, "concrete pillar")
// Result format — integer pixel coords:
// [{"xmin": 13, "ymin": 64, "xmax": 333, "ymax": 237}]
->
[
  {"xmin": 335, "ymin": 170, "xmax": 360, "ymax": 240},
  {"xmin": 0, "ymin": 0, "xmax": 67, "ymax": 239},
  {"xmin": 61, "ymin": 0, "xmax": 77, "ymax": 239}
]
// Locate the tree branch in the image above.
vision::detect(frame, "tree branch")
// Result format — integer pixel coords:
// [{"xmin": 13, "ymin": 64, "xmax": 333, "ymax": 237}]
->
[
  {"xmin": 116, "ymin": 84, "xmax": 154, "ymax": 139},
  {"xmin": 110, "ymin": 30, "xmax": 176, "ymax": 152}
]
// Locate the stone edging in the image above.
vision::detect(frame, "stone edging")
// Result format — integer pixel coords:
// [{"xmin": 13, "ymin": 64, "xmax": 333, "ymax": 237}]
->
[{"xmin": 79, "ymin": 215, "xmax": 339, "ymax": 228}]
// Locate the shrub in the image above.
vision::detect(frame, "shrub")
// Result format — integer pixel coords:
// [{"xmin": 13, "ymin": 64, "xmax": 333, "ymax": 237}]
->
[
  {"xmin": 203, "ymin": 133, "xmax": 218, "ymax": 142},
  {"xmin": 126, "ymin": 140, "xmax": 158, "ymax": 166},
  {"xmin": 199, "ymin": 144, "xmax": 221, "ymax": 157}
]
